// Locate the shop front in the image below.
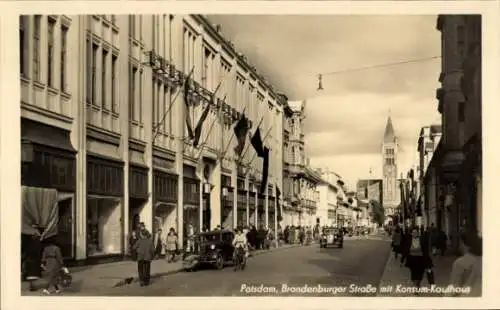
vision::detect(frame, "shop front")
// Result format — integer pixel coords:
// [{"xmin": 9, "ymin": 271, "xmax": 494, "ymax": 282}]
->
[
  {"xmin": 236, "ymin": 177, "xmax": 247, "ymax": 228},
  {"xmin": 129, "ymin": 164, "xmax": 149, "ymax": 234},
  {"xmin": 249, "ymin": 190, "xmax": 256, "ymax": 227},
  {"xmin": 257, "ymin": 194, "xmax": 265, "ymax": 228},
  {"xmin": 183, "ymin": 176, "xmax": 200, "ymax": 242},
  {"xmin": 268, "ymin": 195, "xmax": 276, "ymax": 230},
  {"xmin": 86, "ymin": 154, "xmax": 124, "ymax": 259},
  {"xmin": 21, "ymin": 119, "xmax": 77, "ymax": 261},
  {"xmin": 153, "ymin": 170, "xmax": 178, "ymax": 236},
  {"xmin": 221, "ymin": 174, "xmax": 234, "ymax": 229}
]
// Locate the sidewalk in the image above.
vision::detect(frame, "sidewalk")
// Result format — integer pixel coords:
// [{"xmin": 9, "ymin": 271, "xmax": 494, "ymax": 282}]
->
[
  {"xmin": 377, "ymin": 251, "xmax": 457, "ymax": 297},
  {"xmin": 21, "ymin": 243, "xmax": 302, "ymax": 295}
]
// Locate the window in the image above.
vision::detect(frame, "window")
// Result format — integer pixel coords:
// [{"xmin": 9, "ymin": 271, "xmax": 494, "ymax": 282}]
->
[
  {"xmin": 60, "ymin": 25, "xmax": 68, "ymax": 92},
  {"xmin": 111, "ymin": 54, "xmax": 117, "ymax": 113},
  {"xmin": 458, "ymin": 101, "xmax": 465, "ymax": 122},
  {"xmin": 86, "ymin": 39, "xmax": 91, "ymax": 103},
  {"xmin": 91, "ymin": 43, "xmax": 98, "ymax": 105},
  {"xmin": 139, "ymin": 69, "xmax": 143, "ymax": 123},
  {"xmin": 129, "ymin": 65, "xmax": 137, "ymax": 121},
  {"xmin": 47, "ymin": 18, "xmax": 56, "ymax": 87},
  {"xmin": 33, "ymin": 15, "xmax": 41, "ymax": 81},
  {"xmin": 19, "ymin": 16, "xmax": 28, "ymax": 77},
  {"xmin": 111, "ymin": 15, "xmax": 116, "ymax": 25},
  {"xmin": 102, "ymin": 50, "xmax": 108, "ymax": 109}
]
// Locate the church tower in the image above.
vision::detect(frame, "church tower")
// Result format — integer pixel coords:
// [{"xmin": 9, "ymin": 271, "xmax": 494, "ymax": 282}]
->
[{"xmin": 382, "ymin": 115, "xmax": 399, "ymax": 215}]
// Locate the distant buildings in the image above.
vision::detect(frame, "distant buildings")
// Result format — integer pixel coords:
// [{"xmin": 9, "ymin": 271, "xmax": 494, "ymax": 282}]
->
[{"xmin": 316, "ymin": 169, "xmax": 346, "ymax": 227}]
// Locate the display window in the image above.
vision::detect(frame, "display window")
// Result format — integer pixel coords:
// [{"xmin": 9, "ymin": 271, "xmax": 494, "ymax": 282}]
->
[{"xmin": 86, "ymin": 196, "xmax": 123, "ymax": 256}]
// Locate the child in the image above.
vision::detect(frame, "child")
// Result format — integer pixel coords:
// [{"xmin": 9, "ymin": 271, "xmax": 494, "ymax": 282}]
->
[{"xmin": 40, "ymin": 238, "xmax": 64, "ymax": 295}]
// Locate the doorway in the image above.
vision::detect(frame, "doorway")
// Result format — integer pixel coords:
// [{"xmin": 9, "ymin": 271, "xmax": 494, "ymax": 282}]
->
[
  {"xmin": 202, "ymin": 193, "xmax": 211, "ymax": 231},
  {"xmin": 57, "ymin": 195, "xmax": 74, "ymax": 259}
]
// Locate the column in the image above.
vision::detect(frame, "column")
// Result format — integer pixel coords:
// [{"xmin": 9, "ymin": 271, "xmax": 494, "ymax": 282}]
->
[
  {"xmin": 232, "ymin": 161, "xmax": 238, "ymax": 228},
  {"xmin": 74, "ymin": 17, "xmax": 88, "ymax": 260},
  {"xmin": 172, "ymin": 15, "xmax": 184, "ymax": 247},
  {"xmin": 254, "ymin": 189, "xmax": 258, "ymax": 225},
  {"xmin": 211, "ymin": 163, "xmax": 222, "ymax": 229},
  {"xmin": 246, "ymin": 176, "xmax": 250, "ymax": 226},
  {"xmin": 142, "ymin": 17, "xmax": 154, "ymax": 233},
  {"xmin": 265, "ymin": 191, "xmax": 269, "ymax": 229}
]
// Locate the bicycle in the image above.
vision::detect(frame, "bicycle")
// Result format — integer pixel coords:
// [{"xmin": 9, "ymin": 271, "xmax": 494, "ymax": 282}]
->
[{"xmin": 233, "ymin": 247, "xmax": 246, "ymax": 271}]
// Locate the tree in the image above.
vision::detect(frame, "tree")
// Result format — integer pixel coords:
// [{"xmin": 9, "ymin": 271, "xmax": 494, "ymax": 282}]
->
[{"xmin": 369, "ymin": 199, "xmax": 385, "ymax": 226}]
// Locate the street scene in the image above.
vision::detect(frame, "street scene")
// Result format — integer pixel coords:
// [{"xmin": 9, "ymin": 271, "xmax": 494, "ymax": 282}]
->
[{"xmin": 17, "ymin": 14, "xmax": 481, "ymax": 298}]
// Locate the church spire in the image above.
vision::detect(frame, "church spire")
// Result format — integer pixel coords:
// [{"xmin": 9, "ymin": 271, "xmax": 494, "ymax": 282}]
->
[{"xmin": 383, "ymin": 115, "xmax": 396, "ymax": 143}]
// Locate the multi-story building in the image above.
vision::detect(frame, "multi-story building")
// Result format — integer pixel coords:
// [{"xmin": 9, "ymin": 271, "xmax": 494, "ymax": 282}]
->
[
  {"xmin": 381, "ymin": 116, "xmax": 402, "ymax": 218},
  {"xmin": 417, "ymin": 125, "xmax": 442, "ymax": 227},
  {"xmin": 431, "ymin": 15, "xmax": 482, "ymax": 249},
  {"xmin": 280, "ymin": 100, "xmax": 322, "ymax": 226},
  {"xmin": 19, "ymin": 14, "xmax": 284, "ymax": 265},
  {"xmin": 318, "ymin": 169, "xmax": 348, "ymax": 228}
]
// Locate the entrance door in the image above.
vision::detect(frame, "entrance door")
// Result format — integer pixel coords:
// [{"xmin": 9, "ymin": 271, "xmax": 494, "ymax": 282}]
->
[
  {"xmin": 58, "ymin": 197, "xmax": 74, "ymax": 259},
  {"xmin": 202, "ymin": 194, "xmax": 210, "ymax": 231}
]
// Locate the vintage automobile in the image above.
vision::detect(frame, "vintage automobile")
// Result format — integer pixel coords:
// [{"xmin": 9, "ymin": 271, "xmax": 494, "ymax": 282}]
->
[
  {"xmin": 183, "ymin": 229, "xmax": 235, "ymax": 271},
  {"xmin": 319, "ymin": 227, "xmax": 343, "ymax": 248}
]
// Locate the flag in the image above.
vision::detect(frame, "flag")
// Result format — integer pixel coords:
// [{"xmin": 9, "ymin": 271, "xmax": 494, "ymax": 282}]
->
[
  {"xmin": 259, "ymin": 147, "xmax": 270, "ymax": 195},
  {"xmin": 251, "ymin": 128, "xmax": 265, "ymax": 157},
  {"xmin": 192, "ymin": 102, "xmax": 211, "ymax": 147},
  {"xmin": 233, "ymin": 114, "xmax": 249, "ymax": 156},
  {"xmin": 183, "ymin": 75, "xmax": 195, "ymax": 140},
  {"xmin": 276, "ymin": 185, "xmax": 283, "ymax": 222}
]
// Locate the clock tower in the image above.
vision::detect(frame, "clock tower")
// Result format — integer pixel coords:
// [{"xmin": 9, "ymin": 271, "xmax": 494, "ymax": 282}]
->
[{"xmin": 382, "ymin": 115, "xmax": 400, "ymax": 217}]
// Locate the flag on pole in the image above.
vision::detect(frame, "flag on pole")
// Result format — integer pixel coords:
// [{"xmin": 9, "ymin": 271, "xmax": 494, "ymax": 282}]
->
[
  {"xmin": 251, "ymin": 128, "xmax": 265, "ymax": 157},
  {"xmin": 193, "ymin": 102, "xmax": 211, "ymax": 147},
  {"xmin": 259, "ymin": 147, "xmax": 270, "ymax": 195},
  {"xmin": 183, "ymin": 73, "xmax": 195, "ymax": 140},
  {"xmin": 233, "ymin": 114, "xmax": 249, "ymax": 156},
  {"xmin": 276, "ymin": 185, "xmax": 283, "ymax": 222}
]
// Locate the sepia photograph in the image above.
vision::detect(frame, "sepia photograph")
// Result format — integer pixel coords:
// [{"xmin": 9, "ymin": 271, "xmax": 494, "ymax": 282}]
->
[
  {"xmin": 15, "ymin": 12, "xmax": 483, "ymax": 298},
  {"xmin": 0, "ymin": 1, "xmax": 495, "ymax": 307}
]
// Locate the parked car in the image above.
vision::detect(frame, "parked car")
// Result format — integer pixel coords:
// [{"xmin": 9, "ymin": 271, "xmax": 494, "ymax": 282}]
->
[
  {"xmin": 183, "ymin": 229, "xmax": 235, "ymax": 271},
  {"xmin": 319, "ymin": 227, "xmax": 343, "ymax": 248}
]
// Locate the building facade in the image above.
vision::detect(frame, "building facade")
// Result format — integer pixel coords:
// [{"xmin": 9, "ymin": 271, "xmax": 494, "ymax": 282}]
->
[
  {"xmin": 417, "ymin": 125, "xmax": 442, "ymax": 227},
  {"xmin": 381, "ymin": 116, "xmax": 401, "ymax": 217},
  {"xmin": 434, "ymin": 15, "xmax": 482, "ymax": 248},
  {"xmin": 318, "ymin": 169, "xmax": 348, "ymax": 228},
  {"xmin": 20, "ymin": 14, "xmax": 284, "ymax": 264}
]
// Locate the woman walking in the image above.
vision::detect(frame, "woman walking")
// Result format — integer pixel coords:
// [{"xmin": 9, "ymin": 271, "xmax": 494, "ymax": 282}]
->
[
  {"xmin": 40, "ymin": 237, "xmax": 64, "ymax": 295},
  {"xmin": 448, "ymin": 232, "xmax": 482, "ymax": 296},
  {"xmin": 392, "ymin": 227, "xmax": 403, "ymax": 259},
  {"xmin": 164, "ymin": 228, "xmax": 178, "ymax": 263},
  {"xmin": 402, "ymin": 227, "xmax": 432, "ymax": 292}
]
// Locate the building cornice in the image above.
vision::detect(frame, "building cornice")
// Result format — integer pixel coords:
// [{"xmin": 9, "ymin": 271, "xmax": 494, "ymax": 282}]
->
[{"xmin": 196, "ymin": 14, "xmax": 284, "ymax": 105}]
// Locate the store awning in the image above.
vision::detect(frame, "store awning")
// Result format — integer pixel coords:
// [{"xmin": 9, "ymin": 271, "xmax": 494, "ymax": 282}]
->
[{"xmin": 22, "ymin": 186, "xmax": 59, "ymax": 240}]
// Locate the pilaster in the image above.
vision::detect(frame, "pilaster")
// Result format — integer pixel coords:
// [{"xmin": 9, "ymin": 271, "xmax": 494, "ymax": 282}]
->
[{"xmin": 211, "ymin": 162, "xmax": 222, "ymax": 229}]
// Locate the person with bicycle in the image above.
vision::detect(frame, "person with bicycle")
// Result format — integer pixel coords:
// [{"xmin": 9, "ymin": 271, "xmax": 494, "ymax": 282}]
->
[{"xmin": 232, "ymin": 227, "xmax": 249, "ymax": 264}]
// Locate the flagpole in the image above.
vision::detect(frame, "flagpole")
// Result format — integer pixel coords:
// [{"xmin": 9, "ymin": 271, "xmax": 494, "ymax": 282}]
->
[
  {"xmin": 220, "ymin": 105, "xmax": 248, "ymax": 161},
  {"xmin": 194, "ymin": 96, "xmax": 225, "ymax": 161},
  {"xmin": 244, "ymin": 124, "xmax": 273, "ymax": 173},
  {"xmin": 240, "ymin": 116, "xmax": 264, "ymax": 161}
]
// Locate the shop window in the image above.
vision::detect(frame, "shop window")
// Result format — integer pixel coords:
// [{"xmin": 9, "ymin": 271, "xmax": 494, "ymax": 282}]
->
[{"xmin": 86, "ymin": 197, "xmax": 123, "ymax": 257}]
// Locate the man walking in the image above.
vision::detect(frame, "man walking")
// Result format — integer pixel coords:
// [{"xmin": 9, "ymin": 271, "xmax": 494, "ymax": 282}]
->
[{"xmin": 133, "ymin": 223, "xmax": 155, "ymax": 286}]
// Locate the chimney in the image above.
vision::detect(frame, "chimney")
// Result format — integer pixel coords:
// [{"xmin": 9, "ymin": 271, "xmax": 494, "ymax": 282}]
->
[{"xmin": 215, "ymin": 24, "xmax": 221, "ymax": 33}]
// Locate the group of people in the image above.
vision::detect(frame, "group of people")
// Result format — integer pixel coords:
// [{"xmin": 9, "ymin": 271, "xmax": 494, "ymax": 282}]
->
[
  {"xmin": 128, "ymin": 222, "xmax": 179, "ymax": 286},
  {"xmin": 283, "ymin": 225, "xmax": 319, "ymax": 245},
  {"xmin": 391, "ymin": 224, "xmax": 482, "ymax": 296}
]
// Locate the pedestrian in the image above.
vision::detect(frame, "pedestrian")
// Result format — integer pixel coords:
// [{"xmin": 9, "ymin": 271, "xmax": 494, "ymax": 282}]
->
[
  {"xmin": 129, "ymin": 230, "xmax": 138, "ymax": 261},
  {"xmin": 392, "ymin": 226, "xmax": 403, "ymax": 259},
  {"xmin": 164, "ymin": 228, "xmax": 178, "ymax": 263},
  {"xmin": 154, "ymin": 228, "xmax": 163, "ymax": 259},
  {"xmin": 22, "ymin": 226, "xmax": 44, "ymax": 292},
  {"xmin": 437, "ymin": 229, "xmax": 447, "ymax": 256},
  {"xmin": 299, "ymin": 226, "xmax": 305, "ymax": 245},
  {"xmin": 402, "ymin": 227, "xmax": 433, "ymax": 291},
  {"xmin": 40, "ymin": 237, "xmax": 64, "ymax": 295},
  {"xmin": 448, "ymin": 232, "xmax": 482, "ymax": 296},
  {"xmin": 133, "ymin": 223, "xmax": 155, "ymax": 287}
]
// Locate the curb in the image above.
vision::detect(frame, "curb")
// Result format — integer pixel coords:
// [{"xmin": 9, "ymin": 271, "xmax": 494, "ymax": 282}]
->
[
  {"xmin": 112, "ymin": 243, "xmax": 304, "ymax": 288},
  {"xmin": 376, "ymin": 240, "xmax": 394, "ymax": 296}
]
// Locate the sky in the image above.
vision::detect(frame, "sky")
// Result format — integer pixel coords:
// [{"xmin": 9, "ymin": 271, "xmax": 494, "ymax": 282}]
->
[{"xmin": 207, "ymin": 15, "xmax": 442, "ymax": 188}]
